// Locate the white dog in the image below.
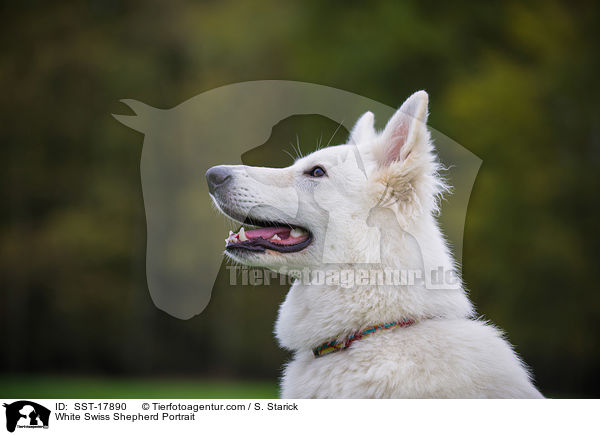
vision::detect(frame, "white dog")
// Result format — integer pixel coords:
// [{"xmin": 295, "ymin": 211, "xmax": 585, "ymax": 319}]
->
[{"xmin": 206, "ymin": 91, "xmax": 543, "ymax": 398}]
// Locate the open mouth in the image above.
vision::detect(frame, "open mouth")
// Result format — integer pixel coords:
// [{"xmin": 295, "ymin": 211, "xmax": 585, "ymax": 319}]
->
[{"xmin": 225, "ymin": 219, "xmax": 312, "ymax": 254}]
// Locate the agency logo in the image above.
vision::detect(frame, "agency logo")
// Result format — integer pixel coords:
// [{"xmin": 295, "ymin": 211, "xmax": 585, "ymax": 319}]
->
[
  {"xmin": 3, "ymin": 401, "xmax": 50, "ymax": 433},
  {"xmin": 113, "ymin": 80, "xmax": 481, "ymax": 320}
]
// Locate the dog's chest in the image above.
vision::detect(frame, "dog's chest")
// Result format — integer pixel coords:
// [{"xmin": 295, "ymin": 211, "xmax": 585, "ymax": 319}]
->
[
  {"xmin": 279, "ymin": 319, "xmax": 543, "ymax": 399},
  {"xmin": 280, "ymin": 329, "xmax": 427, "ymax": 398}
]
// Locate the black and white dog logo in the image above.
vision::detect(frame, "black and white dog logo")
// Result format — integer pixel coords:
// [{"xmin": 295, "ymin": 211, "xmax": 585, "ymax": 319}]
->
[{"xmin": 3, "ymin": 401, "xmax": 50, "ymax": 433}]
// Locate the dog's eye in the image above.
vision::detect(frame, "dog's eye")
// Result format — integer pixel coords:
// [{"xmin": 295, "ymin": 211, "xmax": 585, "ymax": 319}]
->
[{"xmin": 307, "ymin": 166, "xmax": 326, "ymax": 178}]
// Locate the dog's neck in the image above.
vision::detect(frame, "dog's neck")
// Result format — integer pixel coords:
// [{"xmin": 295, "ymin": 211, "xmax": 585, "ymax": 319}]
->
[{"xmin": 274, "ymin": 214, "xmax": 474, "ymax": 352}]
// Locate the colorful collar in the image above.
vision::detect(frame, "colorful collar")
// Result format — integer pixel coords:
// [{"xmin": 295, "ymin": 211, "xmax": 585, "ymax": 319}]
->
[{"xmin": 312, "ymin": 318, "xmax": 416, "ymax": 358}]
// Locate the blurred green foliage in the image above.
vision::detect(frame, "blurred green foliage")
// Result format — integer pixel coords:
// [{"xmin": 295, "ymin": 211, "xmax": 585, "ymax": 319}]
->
[
  {"xmin": 1, "ymin": 0, "xmax": 599, "ymax": 397},
  {"xmin": 0, "ymin": 376, "xmax": 278, "ymax": 399}
]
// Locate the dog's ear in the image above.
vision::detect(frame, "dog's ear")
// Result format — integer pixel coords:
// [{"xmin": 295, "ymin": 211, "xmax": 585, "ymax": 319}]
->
[
  {"xmin": 349, "ymin": 111, "xmax": 375, "ymax": 145},
  {"xmin": 376, "ymin": 91, "xmax": 429, "ymax": 167}
]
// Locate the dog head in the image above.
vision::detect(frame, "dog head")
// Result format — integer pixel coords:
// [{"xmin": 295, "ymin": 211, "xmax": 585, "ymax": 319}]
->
[{"xmin": 207, "ymin": 91, "xmax": 445, "ymax": 271}]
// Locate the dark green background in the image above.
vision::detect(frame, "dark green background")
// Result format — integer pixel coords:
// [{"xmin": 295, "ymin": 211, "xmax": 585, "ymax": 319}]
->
[{"xmin": 1, "ymin": 0, "xmax": 599, "ymax": 398}]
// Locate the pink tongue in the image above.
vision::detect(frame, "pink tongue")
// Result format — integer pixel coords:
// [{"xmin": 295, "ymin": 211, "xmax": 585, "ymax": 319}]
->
[{"xmin": 245, "ymin": 227, "xmax": 290, "ymax": 240}]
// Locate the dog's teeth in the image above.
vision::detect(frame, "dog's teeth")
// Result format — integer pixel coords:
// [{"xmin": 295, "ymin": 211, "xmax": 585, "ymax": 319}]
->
[
  {"xmin": 271, "ymin": 234, "xmax": 281, "ymax": 241},
  {"xmin": 290, "ymin": 228, "xmax": 306, "ymax": 238},
  {"xmin": 225, "ymin": 230, "xmax": 243, "ymax": 244},
  {"xmin": 239, "ymin": 227, "xmax": 248, "ymax": 242}
]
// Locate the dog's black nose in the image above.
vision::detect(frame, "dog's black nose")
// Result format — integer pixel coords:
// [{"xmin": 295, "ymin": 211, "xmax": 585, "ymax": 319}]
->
[{"xmin": 206, "ymin": 165, "xmax": 232, "ymax": 194}]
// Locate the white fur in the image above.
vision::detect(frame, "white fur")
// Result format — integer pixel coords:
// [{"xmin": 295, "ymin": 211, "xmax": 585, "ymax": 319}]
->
[{"xmin": 210, "ymin": 91, "xmax": 543, "ymax": 398}]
